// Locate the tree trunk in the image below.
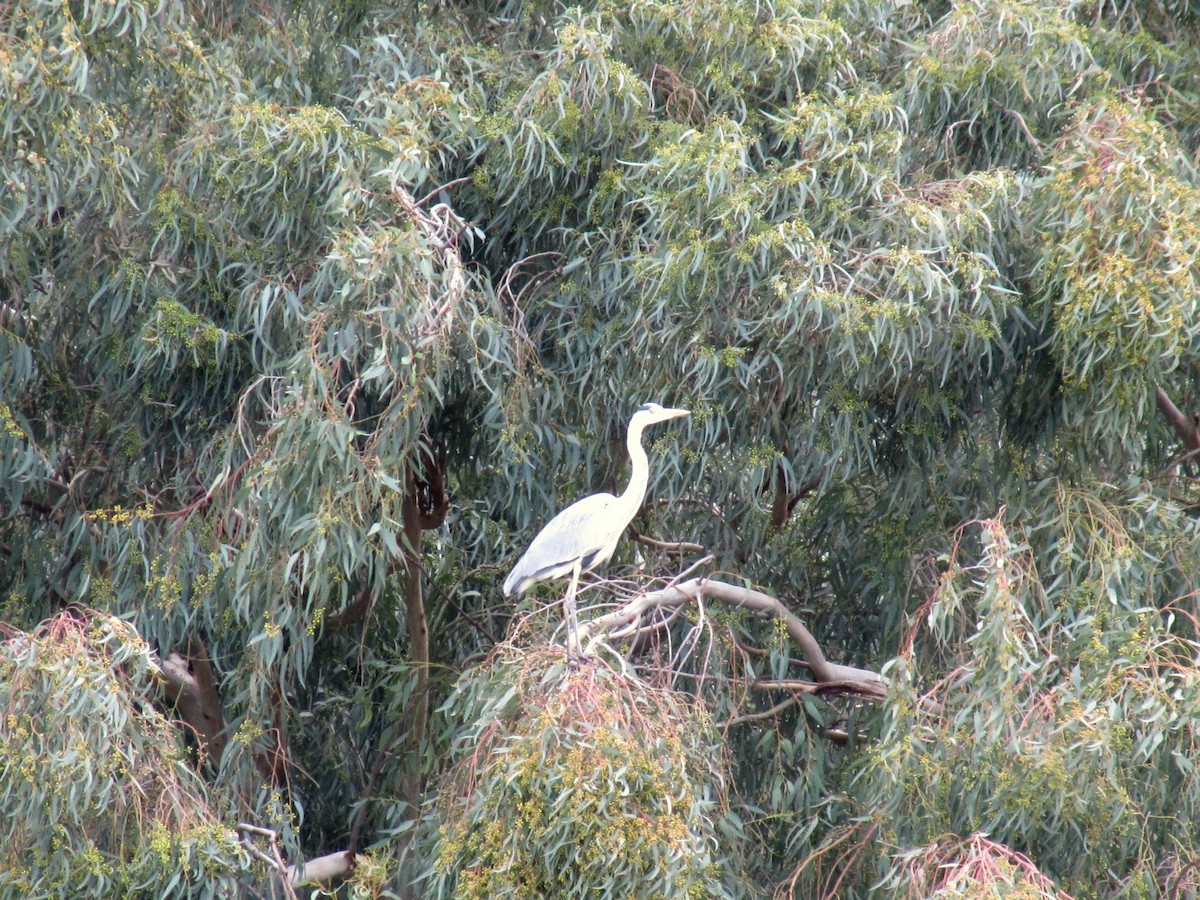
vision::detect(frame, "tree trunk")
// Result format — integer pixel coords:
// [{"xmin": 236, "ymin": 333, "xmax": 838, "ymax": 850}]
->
[{"xmin": 400, "ymin": 471, "xmax": 430, "ymax": 813}]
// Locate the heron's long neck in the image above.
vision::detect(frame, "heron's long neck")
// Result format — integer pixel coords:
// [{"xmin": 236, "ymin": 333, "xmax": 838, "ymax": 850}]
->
[{"xmin": 617, "ymin": 420, "xmax": 651, "ymax": 517}]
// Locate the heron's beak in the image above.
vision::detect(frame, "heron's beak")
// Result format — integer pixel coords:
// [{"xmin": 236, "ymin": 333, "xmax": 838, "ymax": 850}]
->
[{"xmin": 664, "ymin": 407, "xmax": 690, "ymax": 420}]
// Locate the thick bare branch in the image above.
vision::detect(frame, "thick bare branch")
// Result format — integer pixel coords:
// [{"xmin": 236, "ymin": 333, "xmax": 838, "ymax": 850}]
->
[
  {"xmin": 159, "ymin": 638, "xmax": 227, "ymax": 765},
  {"xmin": 1156, "ymin": 386, "xmax": 1200, "ymax": 451},
  {"xmin": 754, "ymin": 677, "xmax": 889, "ymax": 701},
  {"xmin": 770, "ymin": 464, "xmax": 820, "ymax": 529},
  {"xmin": 287, "ymin": 850, "xmax": 354, "ymax": 887},
  {"xmin": 578, "ymin": 577, "xmax": 888, "ymax": 694}
]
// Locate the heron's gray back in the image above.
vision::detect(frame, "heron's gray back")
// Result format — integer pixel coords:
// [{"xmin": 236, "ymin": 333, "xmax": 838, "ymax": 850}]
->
[{"xmin": 503, "ymin": 492, "xmax": 623, "ymax": 596}]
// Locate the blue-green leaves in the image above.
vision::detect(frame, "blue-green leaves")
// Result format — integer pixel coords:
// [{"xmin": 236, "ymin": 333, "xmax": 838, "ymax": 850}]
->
[
  {"xmin": 0, "ymin": 610, "xmax": 250, "ymax": 896},
  {"xmin": 1029, "ymin": 98, "xmax": 1200, "ymax": 464},
  {"xmin": 6, "ymin": 0, "xmax": 1200, "ymax": 895},
  {"xmin": 426, "ymin": 648, "xmax": 736, "ymax": 899}
]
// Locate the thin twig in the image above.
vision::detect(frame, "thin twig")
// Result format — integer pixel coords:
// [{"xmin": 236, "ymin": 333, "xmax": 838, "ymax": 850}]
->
[
  {"xmin": 721, "ymin": 695, "xmax": 799, "ymax": 728},
  {"xmin": 414, "ymin": 176, "xmax": 474, "ymax": 208},
  {"xmin": 631, "ymin": 532, "xmax": 705, "ymax": 554}
]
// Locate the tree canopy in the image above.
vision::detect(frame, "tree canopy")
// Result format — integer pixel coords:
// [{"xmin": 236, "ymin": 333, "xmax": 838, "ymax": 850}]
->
[{"xmin": 3, "ymin": 0, "xmax": 1200, "ymax": 896}]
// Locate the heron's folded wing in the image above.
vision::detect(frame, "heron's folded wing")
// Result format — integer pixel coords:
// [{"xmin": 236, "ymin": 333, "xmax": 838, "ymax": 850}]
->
[{"xmin": 505, "ymin": 493, "xmax": 619, "ymax": 591}]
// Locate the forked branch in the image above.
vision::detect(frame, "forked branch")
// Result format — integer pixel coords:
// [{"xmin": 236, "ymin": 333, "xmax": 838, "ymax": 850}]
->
[{"xmin": 238, "ymin": 823, "xmax": 353, "ymax": 891}]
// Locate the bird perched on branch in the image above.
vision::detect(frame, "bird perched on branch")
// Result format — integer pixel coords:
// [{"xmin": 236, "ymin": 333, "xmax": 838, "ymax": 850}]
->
[{"xmin": 503, "ymin": 402, "xmax": 691, "ymax": 656}]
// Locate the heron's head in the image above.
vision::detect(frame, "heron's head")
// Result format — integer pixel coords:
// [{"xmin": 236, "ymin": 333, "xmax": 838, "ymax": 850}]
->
[{"xmin": 634, "ymin": 402, "xmax": 690, "ymax": 426}]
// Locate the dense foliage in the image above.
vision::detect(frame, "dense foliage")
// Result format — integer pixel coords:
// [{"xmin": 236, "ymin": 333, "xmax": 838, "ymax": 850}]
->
[
  {"xmin": 428, "ymin": 646, "xmax": 733, "ymax": 899},
  {"xmin": 4, "ymin": 0, "xmax": 1200, "ymax": 896}
]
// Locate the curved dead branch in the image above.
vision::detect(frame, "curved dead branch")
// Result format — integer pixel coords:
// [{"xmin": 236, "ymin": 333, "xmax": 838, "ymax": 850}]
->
[{"xmin": 577, "ymin": 577, "xmax": 888, "ymax": 698}]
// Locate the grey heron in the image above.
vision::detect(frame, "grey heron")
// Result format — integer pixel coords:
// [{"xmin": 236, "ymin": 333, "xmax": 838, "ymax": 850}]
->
[{"xmin": 503, "ymin": 402, "xmax": 690, "ymax": 655}]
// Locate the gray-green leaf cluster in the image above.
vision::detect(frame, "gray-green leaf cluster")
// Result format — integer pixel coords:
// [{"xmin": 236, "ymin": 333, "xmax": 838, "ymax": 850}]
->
[{"xmin": 4, "ymin": 0, "xmax": 1200, "ymax": 896}]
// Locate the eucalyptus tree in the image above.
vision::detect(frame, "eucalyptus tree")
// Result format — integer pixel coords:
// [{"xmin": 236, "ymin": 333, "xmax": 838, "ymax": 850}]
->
[{"xmin": 3, "ymin": 0, "xmax": 1200, "ymax": 897}]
